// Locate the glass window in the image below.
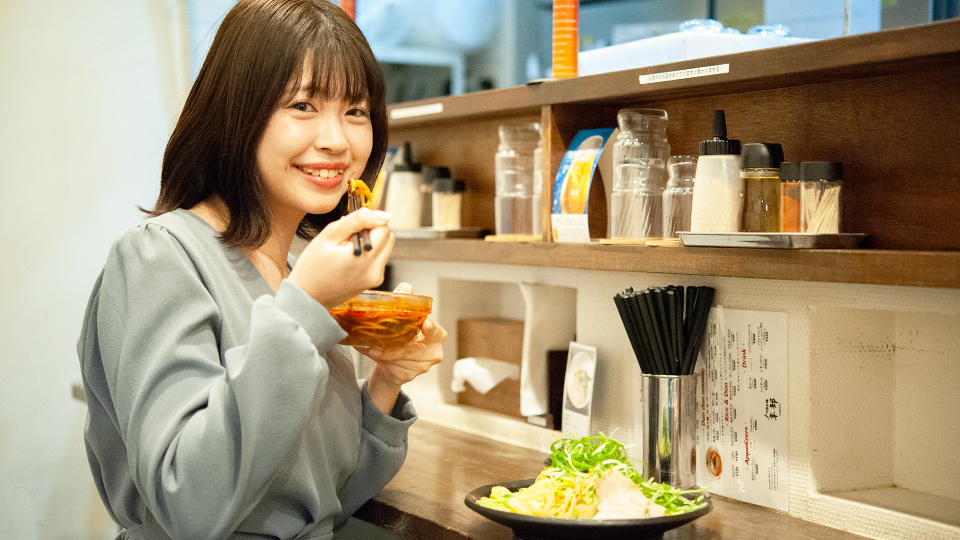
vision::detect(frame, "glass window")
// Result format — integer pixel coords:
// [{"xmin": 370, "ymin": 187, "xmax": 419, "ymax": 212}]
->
[{"xmin": 185, "ymin": 0, "xmax": 957, "ymax": 103}]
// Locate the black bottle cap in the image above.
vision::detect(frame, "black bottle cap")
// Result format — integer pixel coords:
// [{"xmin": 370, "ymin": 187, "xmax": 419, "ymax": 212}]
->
[
  {"xmin": 699, "ymin": 110, "xmax": 741, "ymax": 156},
  {"xmin": 394, "ymin": 141, "xmax": 422, "ymax": 173},
  {"xmin": 435, "ymin": 178, "xmax": 466, "ymax": 193},
  {"xmin": 779, "ymin": 162, "xmax": 800, "ymax": 181},
  {"xmin": 422, "ymin": 166, "xmax": 451, "ymax": 185},
  {"xmin": 800, "ymin": 161, "xmax": 843, "ymax": 181},
  {"xmin": 740, "ymin": 143, "xmax": 784, "ymax": 169}
]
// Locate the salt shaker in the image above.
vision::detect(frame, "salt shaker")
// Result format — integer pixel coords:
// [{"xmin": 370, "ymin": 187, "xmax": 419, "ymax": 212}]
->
[
  {"xmin": 384, "ymin": 141, "xmax": 423, "ymax": 229},
  {"xmin": 689, "ymin": 110, "xmax": 742, "ymax": 233}
]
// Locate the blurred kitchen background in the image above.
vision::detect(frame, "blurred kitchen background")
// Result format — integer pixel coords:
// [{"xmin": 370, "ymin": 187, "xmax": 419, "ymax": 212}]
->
[
  {"xmin": 0, "ymin": 0, "xmax": 955, "ymax": 538},
  {"xmin": 358, "ymin": 0, "xmax": 956, "ymax": 103}
]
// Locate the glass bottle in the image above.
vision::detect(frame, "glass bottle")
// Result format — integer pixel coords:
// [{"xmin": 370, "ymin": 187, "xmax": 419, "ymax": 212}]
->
[
  {"xmin": 495, "ymin": 122, "xmax": 542, "ymax": 237},
  {"xmin": 779, "ymin": 162, "xmax": 801, "ymax": 233},
  {"xmin": 420, "ymin": 166, "xmax": 450, "ymax": 228},
  {"xmin": 610, "ymin": 108, "xmax": 670, "ymax": 239},
  {"xmin": 740, "ymin": 143, "xmax": 784, "ymax": 232},
  {"xmin": 662, "ymin": 155, "xmax": 697, "ymax": 239},
  {"xmin": 800, "ymin": 161, "xmax": 843, "ymax": 234},
  {"xmin": 432, "ymin": 178, "xmax": 465, "ymax": 230}
]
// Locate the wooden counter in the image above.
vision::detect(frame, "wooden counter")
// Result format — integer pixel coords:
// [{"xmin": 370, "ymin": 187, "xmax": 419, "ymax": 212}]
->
[{"xmin": 355, "ymin": 421, "xmax": 869, "ymax": 539}]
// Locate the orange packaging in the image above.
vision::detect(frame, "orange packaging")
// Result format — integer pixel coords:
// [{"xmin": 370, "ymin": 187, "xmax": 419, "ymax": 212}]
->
[
  {"xmin": 339, "ymin": 0, "xmax": 355, "ymax": 20},
  {"xmin": 552, "ymin": 0, "xmax": 578, "ymax": 78}
]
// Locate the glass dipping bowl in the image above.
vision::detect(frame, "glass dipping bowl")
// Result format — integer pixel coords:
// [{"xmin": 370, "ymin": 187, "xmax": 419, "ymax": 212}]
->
[{"xmin": 330, "ymin": 290, "xmax": 433, "ymax": 349}]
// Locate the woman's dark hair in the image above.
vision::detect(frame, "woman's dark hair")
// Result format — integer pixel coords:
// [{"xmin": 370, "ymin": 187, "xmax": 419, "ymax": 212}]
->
[{"xmin": 149, "ymin": 0, "xmax": 387, "ymax": 249}]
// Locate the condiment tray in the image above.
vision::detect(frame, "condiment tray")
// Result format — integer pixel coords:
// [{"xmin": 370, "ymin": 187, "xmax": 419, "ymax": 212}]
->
[
  {"xmin": 679, "ymin": 232, "xmax": 867, "ymax": 249},
  {"xmin": 393, "ymin": 227, "xmax": 489, "ymax": 240}
]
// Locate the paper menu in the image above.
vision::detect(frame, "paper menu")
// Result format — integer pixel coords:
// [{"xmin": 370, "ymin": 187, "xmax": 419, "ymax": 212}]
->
[{"xmin": 696, "ymin": 307, "xmax": 789, "ymax": 511}]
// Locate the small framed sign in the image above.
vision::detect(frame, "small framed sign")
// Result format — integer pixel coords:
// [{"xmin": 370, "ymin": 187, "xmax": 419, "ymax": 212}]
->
[{"xmin": 561, "ymin": 342, "xmax": 598, "ymax": 436}]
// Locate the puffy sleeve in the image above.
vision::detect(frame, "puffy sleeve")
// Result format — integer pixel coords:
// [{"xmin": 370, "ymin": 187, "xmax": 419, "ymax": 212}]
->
[
  {"xmin": 79, "ymin": 222, "xmax": 347, "ymax": 539},
  {"xmin": 335, "ymin": 383, "xmax": 417, "ymax": 523}
]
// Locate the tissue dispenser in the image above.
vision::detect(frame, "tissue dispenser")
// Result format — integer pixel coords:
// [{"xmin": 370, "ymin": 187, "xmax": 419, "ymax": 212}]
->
[{"xmin": 455, "ymin": 318, "xmax": 524, "ymax": 418}]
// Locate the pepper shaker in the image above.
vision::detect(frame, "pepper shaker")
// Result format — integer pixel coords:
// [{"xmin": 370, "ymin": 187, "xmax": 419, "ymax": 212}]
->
[{"xmin": 779, "ymin": 162, "xmax": 801, "ymax": 233}]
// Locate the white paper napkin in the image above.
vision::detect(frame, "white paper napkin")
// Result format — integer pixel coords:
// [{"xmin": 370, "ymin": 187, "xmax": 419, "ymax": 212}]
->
[
  {"xmin": 450, "ymin": 357, "xmax": 521, "ymax": 395},
  {"xmin": 519, "ymin": 282, "xmax": 578, "ymax": 417}
]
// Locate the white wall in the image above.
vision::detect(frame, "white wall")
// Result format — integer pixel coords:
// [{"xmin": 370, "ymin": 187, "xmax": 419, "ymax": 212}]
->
[{"xmin": 0, "ymin": 0, "xmax": 189, "ymax": 537}]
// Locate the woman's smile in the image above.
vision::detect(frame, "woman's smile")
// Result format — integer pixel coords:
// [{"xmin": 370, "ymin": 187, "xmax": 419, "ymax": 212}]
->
[{"xmin": 296, "ymin": 163, "xmax": 347, "ymax": 189}]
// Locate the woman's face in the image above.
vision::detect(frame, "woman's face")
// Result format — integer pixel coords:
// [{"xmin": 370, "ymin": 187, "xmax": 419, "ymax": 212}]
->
[{"xmin": 257, "ymin": 69, "xmax": 373, "ymax": 225}]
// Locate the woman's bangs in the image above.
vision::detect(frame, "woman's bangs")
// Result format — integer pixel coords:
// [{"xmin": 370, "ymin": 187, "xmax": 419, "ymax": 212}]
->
[{"xmin": 306, "ymin": 40, "xmax": 370, "ymax": 105}]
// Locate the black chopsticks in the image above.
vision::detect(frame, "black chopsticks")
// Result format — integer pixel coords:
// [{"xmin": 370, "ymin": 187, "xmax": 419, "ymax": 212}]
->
[
  {"xmin": 347, "ymin": 184, "xmax": 373, "ymax": 256},
  {"xmin": 613, "ymin": 285, "xmax": 715, "ymax": 375}
]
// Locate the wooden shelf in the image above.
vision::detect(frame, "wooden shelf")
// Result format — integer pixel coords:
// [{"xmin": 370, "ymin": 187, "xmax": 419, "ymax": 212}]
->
[
  {"xmin": 391, "ymin": 239, "xmax": 960, "ymax": 289},
  {"xmin": 387, "ymin": 19, "xmax": 960, "ymax": 126},
  {"xmin": 386, "ymin": 19, "xmax": 960, "ymax": 288}
]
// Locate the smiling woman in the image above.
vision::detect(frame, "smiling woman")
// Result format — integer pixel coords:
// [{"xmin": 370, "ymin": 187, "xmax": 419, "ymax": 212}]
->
[
  {"xmin": 75, "ymin": 1, "xmax": 447, "ymax": 539},
  {"xmin": 157, "ymin": 0, "xmax": 388, "ymax": 251}
]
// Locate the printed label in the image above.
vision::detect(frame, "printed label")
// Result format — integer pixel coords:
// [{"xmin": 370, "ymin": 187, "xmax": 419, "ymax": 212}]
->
[{"xmin": 639, "ymin": 63, "xmax": 730, "ymax": 84}]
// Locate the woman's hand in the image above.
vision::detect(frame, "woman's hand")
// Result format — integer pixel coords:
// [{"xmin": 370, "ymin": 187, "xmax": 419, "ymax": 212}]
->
[
  {"xmin": 361, "ymin": 283, "xmax": 447, "ymax": 414},
  {"xmin": 288, "ymin": 208, "xmax": 394, "ymax": 309}
]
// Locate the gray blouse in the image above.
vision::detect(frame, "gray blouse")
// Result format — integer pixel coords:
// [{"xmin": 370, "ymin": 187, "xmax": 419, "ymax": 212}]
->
[{"xmin": 77, "ymin": 209, "xmax": 415, "ymax": 540}]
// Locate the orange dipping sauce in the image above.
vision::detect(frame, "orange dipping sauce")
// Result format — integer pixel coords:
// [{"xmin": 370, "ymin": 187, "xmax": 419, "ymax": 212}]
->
[{"xmin": 330, "ymin": 291, "xmax": 432, "ymax": 350}]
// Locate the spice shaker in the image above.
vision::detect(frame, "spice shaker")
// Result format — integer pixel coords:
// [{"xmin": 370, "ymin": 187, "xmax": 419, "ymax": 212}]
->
[
  {"xmin": 779, "ymin": 162, "xmax": 801, "ymax": 233},
  {"xmin": 383, "ymin": 141, "xmax": 423, "ymax": 229},
  {"xmin": 432, "ymin": 178, "xmax": 466, "ymax": 229},
  {"xmin": 662, "ymin": 155, "xmax": 697, "ymax": 239},
  {"xmin": 800, "ymin": 161, "xmax": 843, "ymax": 234},
  {"xmin": 420, "ymin": 166, "xmax": 451, "ymax": 228},
  {"xmin": 690, "ymin": 110, "xmax": 742, "ymax": 233},
  {"xmin": 740, "ymin": 143, "xmax": 784, "ymax": 232}
]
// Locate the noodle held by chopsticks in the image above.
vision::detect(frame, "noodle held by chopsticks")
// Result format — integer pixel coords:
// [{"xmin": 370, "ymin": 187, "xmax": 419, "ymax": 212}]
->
[{"xmin": 347, "ymin": 179, "xmax": 374, "ymax": 255}]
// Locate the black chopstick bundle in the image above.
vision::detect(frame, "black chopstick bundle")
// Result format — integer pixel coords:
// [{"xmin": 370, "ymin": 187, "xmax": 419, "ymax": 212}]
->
[{"xmin": 613, "ymin": 285, "xmax": 715, "ymax": 375}]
